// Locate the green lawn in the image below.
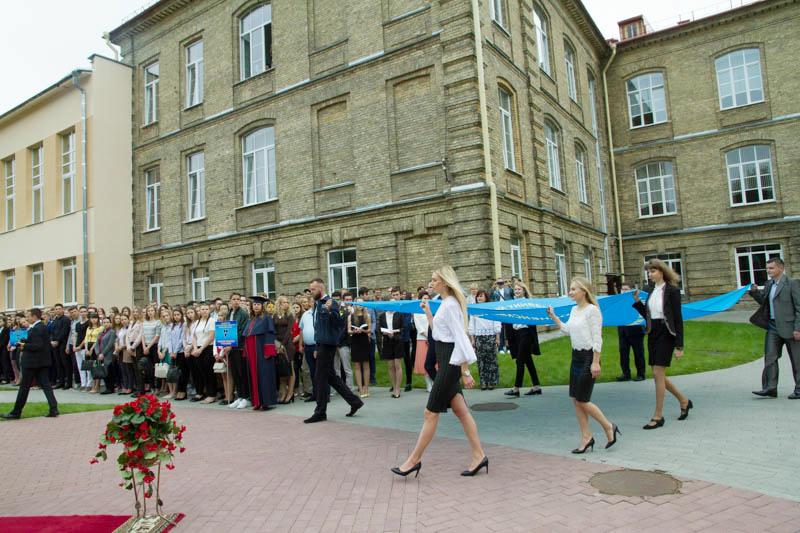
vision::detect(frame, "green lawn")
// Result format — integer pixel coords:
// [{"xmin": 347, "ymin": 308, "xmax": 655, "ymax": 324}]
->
[
  {"xmin": 0, "ymin": 386, "xmax": 16, "ymax": 392},
  {"xmin": 372, "ymin": 322, "xmax": 764, "ymax": 389},
  {"xmin": 0, "ymin": 402, "xmax": 116, "ymax": 420}
]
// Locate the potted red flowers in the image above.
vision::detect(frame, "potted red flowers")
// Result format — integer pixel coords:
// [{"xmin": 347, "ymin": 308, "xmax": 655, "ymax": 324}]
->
[{"xmin": 92, "ymin": 394, "xmax": 186, "ymax": 520}]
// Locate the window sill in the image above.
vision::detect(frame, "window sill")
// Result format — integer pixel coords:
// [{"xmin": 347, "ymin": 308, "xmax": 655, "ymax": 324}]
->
[
  {"xmin": 492, "ymin": 19, "xmax": 510, "ymax": 38},
  {"xmin": 184, "ymin": 102, "xmax": 203, "ymax": 111},
  {"xmin": 184, "ymin": 216, "xmax": 205, "ymax": 224},
  {"xmin": 730, "ymin": 199, "xmax": 775, "ymax": 208},
  {"xmin": 235, "ymin": 198, "xmax": 278, "ymax": 211},
  {"xmin": 629, "ymin": 120, "xmax": 669, "ymax": 131},
  {"xmin": 637, "ymin": 212, "xmax": 678, "ymax": 220},
  {"xmin": 720, "ymin": 99, "xmax": 766, "ymax": 112},
  {"xmin": 142, "ymin": 227, "xmax": 161, "ymax": 234},
  {"xmin": 503, "ymin": 167, "xmax": 523, "ymax": 178},
  {"xmin": 313, "ymin": 181, "xmax": 354, "ymax": 193},
  {"xmin": 141, "ymin": 121, "xmax": 159, "ymax": 130},
  {"xmin": 550, "ymin": 186, "xmax": 566, "ymax": 196},
  {"xmin": 540, "ymin": 68, "xmax": 555, "ymax": 82},
  {"xmin": 580, "ymin": 201, "xmax": 592, "ymax": 208},
  {"xmin": 234, "ymin": 67, "xmax": 275, "ymax": 88}
]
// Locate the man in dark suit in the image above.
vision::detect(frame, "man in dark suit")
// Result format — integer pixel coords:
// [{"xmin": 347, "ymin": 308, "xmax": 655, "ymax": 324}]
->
[
  {"xmin": 49, "ymin": 303, "xmax": 72, "ymax": 389},
  {"xmin": 1, "ymin": 308, "xmax": 59, "ymax": 419},
  {"xmin": 617, "ymin": 282, "xmax": 646, "ymax": 381},
  {"xmin": 748, "ymin": 257, "xmax": 800, "ymax": 399}
]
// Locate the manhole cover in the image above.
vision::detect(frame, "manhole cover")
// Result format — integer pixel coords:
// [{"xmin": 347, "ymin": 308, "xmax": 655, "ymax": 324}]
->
[
  {"xmin": 471, "ymin": 402, "xmax": 519, "ymax": 411},
  {"xmin": 590, "ymin": 469, "xmax": 680, "ymax": 497}
]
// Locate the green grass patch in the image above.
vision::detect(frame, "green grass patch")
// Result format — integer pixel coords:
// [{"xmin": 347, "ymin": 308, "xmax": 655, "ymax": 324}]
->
[
  {"xmin": 372, "ymin": 322, "xmax": 763, "ymax": 389},
  {"xmin": 0, "ymin": 386, "xmax": 16, "ymax": 391},
  {"xmin": 0, "ymin": 402, "xmax": 116, "ymax": 420}
]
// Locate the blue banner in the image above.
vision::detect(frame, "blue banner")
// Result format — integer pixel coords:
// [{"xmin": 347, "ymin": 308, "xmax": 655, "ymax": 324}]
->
[
  {"xmin": 214, "ymin": 321, "xmax": 238, "ymax": 347},
  {"xmin": 9, "ymin": 328, "xmax": 28, "ymax": 347}
]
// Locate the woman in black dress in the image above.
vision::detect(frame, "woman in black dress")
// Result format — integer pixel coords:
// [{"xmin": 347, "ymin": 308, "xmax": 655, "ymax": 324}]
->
[
  {"xmin": 504, "ymin": 282, "xmax": 542, "ymax": 397},
  {"xmin": 633, "ymin": 259, "xmax": 693, "ymax": 429},
  {"xmin": 349, "ymin": 300, "xmax": 373, "ymax": 398},
  {"xmin": 379, "ymin": 289, "xmax": 406, "ymax": 398}
]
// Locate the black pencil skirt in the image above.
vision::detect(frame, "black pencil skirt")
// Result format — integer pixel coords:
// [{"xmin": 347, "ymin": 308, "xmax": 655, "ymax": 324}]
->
[
  {"xmin": 647, "ymin": 319, "xmax": 675, "ymax": 367},
  {"xmin": 426, "ymin": 341, "xmax": 463, "ymax": 413},
  {"xmin": 569, "ymin": 349, "xmax": 596, "ymax": 403}
]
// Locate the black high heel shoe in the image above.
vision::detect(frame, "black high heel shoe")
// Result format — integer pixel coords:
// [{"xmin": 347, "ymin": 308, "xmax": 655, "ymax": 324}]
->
[
  {"xmin": 605, "ymin": 424, "xmax": 621, "ymax": 449},
  {"xmin": 572, "ymin": 438, "xmax": 594, "ymax": 454},
  {"xmin": 461, "ymin": 456, "xmax": 489, "ymax": 476},
  {"xmin": 391, "ymin": 462, "xmax": 421, "ymax": 478},
  {"xmin": 678, "ymin": 399, "xmax": 693, "ymax": 420}
]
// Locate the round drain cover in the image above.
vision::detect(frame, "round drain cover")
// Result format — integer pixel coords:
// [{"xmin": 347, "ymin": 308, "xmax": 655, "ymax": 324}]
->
[
  {"xmin": 471, "ymin": 402, "xmax": 518, "ymax": 411},
  {"xmin": 590, "ymin": 469, "xmax": 680, "ymax": 497}
]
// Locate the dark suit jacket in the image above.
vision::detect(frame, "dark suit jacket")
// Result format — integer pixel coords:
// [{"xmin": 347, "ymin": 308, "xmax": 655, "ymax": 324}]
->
[
  {"xmin": 50, "ymin": 314, "xmax": 71, "ymax": 345},
  {"xmin": 633, "ymin": 284, "xmax": 684, "ymax": 349},
  {"xmin": 0, "ymin": 327, "xmax": 9, "ymax": 354},
  {"xmin": 20, "ymin": 322, "xmax": 52, "ymax": 369},
  {"xmin": 378, "ymin": 311, "xmax": 405, "ymax": 357},
  {"xmin": 99, "ymin": 328, "xmax": 117, "ymax": 363},
  {"xmin": 749, "ymin": 275, "xmax": 800, "ymax": 339}
]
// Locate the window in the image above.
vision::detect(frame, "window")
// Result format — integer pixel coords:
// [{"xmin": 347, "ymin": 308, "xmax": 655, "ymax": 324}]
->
[
  {"xmin": 186, "ymin": 40, "xmax": 204, "ymax": 107},
  {"xmin": 31, "ymin": 264, "xmax": 43, "ymax": 307},
  {"xmin": 644, "ymin": 252, "xmax": 683, "ymax": 293},
  {"xmin": 187, "ymin": 152, "xmax": 205, "ymax": 221},
  {"xmin": 145, "ymin": 169, "xmax": 160, "ymax": 230},
  {"xmin": 490, "ymin": 0, "xmax": 505, "ymax": 28},
  {"xmin": 4, "ymin": 158, "xmax": 13, "ymax": 231},
  {"xmin": 4, "ymin": 270, "xmax": 14, "ymax": 310},
  {"xmin": 726, "ymin": 145, "xmax": 773, "ymax": 206},
  {"xmin": 328, "ymin": 248, "xmax": 358, "ymax": 294},
  {"xmin": 533, "ymin": 7, "xmax": 550, "ymax": 74},
  {"xmin": 31, "ymin": 146, "xmax": 43, "ymax": 224},
  {"xmin": 148, "ymin": 275, "xmax": 164, "ymax": 306},
  {"xmin": 240, "ymin": 4, "xmax": 273, "ymax": 81},
  {"xmin": 61, "ymin": 132, "xmax": 75, "ymax": 214},
  {"xmin": 716, "ymin": 49, "xmax": 763, "ymax": 110},
  {"xmin": 252, "ymin": 259, "xmax": 276, "ymax": 300},
  {"xmin": 498, "ymin": 87, "xmax": 516, "ymax": 171},
  {"xmin": 583, "ymin": 248, "xmax": 592, "ymax": 283},
  {"xmin": 510, "ymin": 237, "xmax": 522, "ymax": 279},
  {"xmin": 554, "ymin": 243, "xmax": 567, "ymax": 297},
  {"xmin": 735, "ymin": 244, "xmax": 782, "ymax": 288},
  {"xmin": 575, "ymin": 144, "xmax": 588, "ymax": 203},
  {"xmin": 62, "ymin": 258, "xmax": 77, "ymax": 305},
  {"xmin": 626, "ymin": 72, "xmax": 667, "ymax": 128},
  {"xmin": 191, "ymin": 268, "xmax": 209, "ymax": 301},
  {"xmin": 565, "ymin": 42, "xmax": 577, "ymax": 101},
  {"xmin": 587, "ymin": 73, "xmax": 598, "ymax": 136},
  {"xmin": 144, "ymin": 62, "xmax": 159, "ymax": 125},
  {"xmin": 545, "ymin": 121, "xmax": 561, "ymax": 190},
  {"xmin": 635, "ymin": 161, "xmax": 676, "ymax": 218},
  {"xmin": 242, "ymin": 127, "xmax": 276, "ymax": 205}
]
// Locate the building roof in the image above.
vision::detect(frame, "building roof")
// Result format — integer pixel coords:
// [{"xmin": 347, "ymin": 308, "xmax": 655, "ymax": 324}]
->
[
  {"xmin": 109, "ymin": 0, "xmax": 192, "ymax": 43},
  {"xmin": 0, "ymin": 70, "xmax": 90, "ymax": 125}
]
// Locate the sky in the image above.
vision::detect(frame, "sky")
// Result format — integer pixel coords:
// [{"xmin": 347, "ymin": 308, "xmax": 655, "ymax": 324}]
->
[{"xmin": 0, "ymin": 0, "xmax": 758, "ymax": 116}]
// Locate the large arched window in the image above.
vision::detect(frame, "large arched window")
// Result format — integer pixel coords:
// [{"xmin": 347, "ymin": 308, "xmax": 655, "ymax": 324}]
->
[
  {"xmin": 533, "ymin": 6, "xmax": 550, "ymax": 75},
  {"xmin": 564, "ymin": 41, "xmax": 577, "ymax": 101},
  {"xmin": 240, "ymin": 4, "xmax": 273, "ymax": 81},
  {"xmin": 626, "ymin": 72, "xmax": 667, "ymax": 128},
  {"xmin": 242, "ymin": 126, "xmax": 276, "ymax": 205},
  {"xmin": 635, "ymin": 161, "xmax": 676, "ymax": 218},
  {"xmin": 544, "ymin": 121, "xmax": 561, "ymax": 191},
  {"xmin": 715, "ymin": 48, "xmax": 763, "ymax": 110}
]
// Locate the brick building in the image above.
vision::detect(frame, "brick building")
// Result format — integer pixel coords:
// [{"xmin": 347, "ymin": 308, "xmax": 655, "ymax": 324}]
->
[
  {"xmin": 607, "ymin": 0, "xmax": 800, "ymax": 298},
  {"xmin": 109, "ymin": 0, "xmax": 615, "ymax": 305}
]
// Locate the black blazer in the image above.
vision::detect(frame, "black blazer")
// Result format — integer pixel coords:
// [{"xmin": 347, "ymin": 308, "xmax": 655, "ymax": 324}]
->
[
  {"xmin": 633, "ymin": 284, "xmax": 684, "ymax": 349},
  {"xmin": 20, "ymin": 322, "xmax": 52, "ymax": 369},
  {"xmin": 50, "ymin": 314, "xmax": 71, "ymax": 345},
  {"xmin": 0, "ymin": 327, "xmax": 9, "ymax": 354},
  {"xmin": 378, "ymin": 312, "xmax": 405, "ymax": 357}
]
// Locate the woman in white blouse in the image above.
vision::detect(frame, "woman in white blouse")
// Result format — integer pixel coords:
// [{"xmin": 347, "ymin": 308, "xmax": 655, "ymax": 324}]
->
[
  {"xmin": 547, "ymin": 277, "xmax": 619, "ymax": 453},
  {"xmin": 468, "ymin": 289, "xmax": 501, "ymax": 390},
  {"xmin": 191, "ymin": 302, "xmax": 217, "ymax": 404},
  {"xmin": 392, "ymin": 266, "xmax": 488, "ymax": 478}
]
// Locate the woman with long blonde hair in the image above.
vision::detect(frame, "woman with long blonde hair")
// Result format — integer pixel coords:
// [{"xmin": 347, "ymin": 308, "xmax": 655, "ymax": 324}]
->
[
  {"xmin": 274, "ymin": 296, "xmax": 296, "ymax": 403},
  {"xmin": 392, "ymin": 266, "xmax": 488, "ymax": 478}
]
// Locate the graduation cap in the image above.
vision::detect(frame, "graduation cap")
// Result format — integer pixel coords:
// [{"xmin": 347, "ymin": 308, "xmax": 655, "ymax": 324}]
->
[{"xmin": 249, "ymin": 295, "xmax": 268, "ymax": 305}]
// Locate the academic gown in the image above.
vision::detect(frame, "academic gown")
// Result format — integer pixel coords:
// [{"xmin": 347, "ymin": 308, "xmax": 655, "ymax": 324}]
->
[{"xmin": 244, "ymin": 316, "xmax": 277, "ymax": 407}]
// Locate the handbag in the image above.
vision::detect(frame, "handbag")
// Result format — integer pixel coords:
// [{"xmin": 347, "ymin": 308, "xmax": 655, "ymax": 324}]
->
[
  {"xmin": 166, "ymin": 365, "xmax": 182, "ymax": 384},
  {"xmin": 91, "ymin": 364, "xmax": 108, "ymax": 379},
  {"xmin": 81, "ymin": 359, "xmax": 95, "ymax": 371},
  {"xmin": 154, "ymin": 362, "xmax": 170, "ymax": 379},
  {"xmin": 213, "ymin": 361, "xmax": 227, "ymax": 373}
]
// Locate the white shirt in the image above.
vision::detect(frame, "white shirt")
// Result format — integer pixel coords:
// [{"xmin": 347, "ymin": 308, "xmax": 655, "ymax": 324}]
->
[
  {"xmin": 194, "ymin": 316, "xmax": 216, "ymax": 346},
  {"xmin": 384, "ymin": 311, "xmax": 395, "ymax": 332},
  {"xmin": 413, "ymin": 313, "xmax": 429, "ymax": 340},
  {"xmin": 431, "ymin": 296, "xmax": 477, "ymax": 366},
  {"xmin": 647, "ymin": 283, "xmax": 666, "ymax": 320},
  {"xmin": 559, "ymin": 304, "xmax": 603, "ymax": 352},
  {"xmin": 468, "ymin": 315, "xmax": 501, "ymax": 336},
  {"xmin": 299, "ymin": 311, "xmax": 315, "ymax": 345}
]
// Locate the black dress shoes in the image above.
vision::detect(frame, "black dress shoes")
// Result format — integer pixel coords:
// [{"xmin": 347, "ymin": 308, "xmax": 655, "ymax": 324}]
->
[
  {"xmin": 304, "ymin": 396, "xmax": 316, "ymax": 403},
  {"xmin": 504, "ymin": 389, "xmax": 520, "ymax": 397},
  {"xmin": 346, "ymin": 401, "xmax": 364, "ymax": 417},
  {"xmin": 643, "ymin": 417, "xmax": 664, "ymax": 430},
  {"xmin": 678, "ymin": 399, "xmax": 693, "ymax": 420},
  {"xmin": 0, "ymin": 412, "xmax": 21, "ymax": 420},
  {"xmin": 304, "ymin": 413, "xmax": 327, "ymax": 423},
  {"xmin": 46, "ymin": 411, "xmax": 59, "ymax": 418},
  {"xmin": 634, "ymin": 375, "xmax": 645, "ymax": 381},
  {"xmin": 404, "ymin": 384, "xmax": 413, "ymax": 392},
  {"xmin": 616, "ymin": 375, "xmax": 631, "ymax": 382},
  {"xmin": 752, "ymin": 389, "xmax": 777, "ymax": 398},
  {"xmin": 788, "ymin": 392, "xmax": 800, "ymax": 400}
]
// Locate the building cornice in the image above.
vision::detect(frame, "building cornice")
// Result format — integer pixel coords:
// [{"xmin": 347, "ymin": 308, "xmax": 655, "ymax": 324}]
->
[
  {"xmin": 565, "ymin": 0, "xmax": 611, "ymax": 55},
  {"xmin": 109, "ymin": 0, "xmax": 193, "ymax": 43}
]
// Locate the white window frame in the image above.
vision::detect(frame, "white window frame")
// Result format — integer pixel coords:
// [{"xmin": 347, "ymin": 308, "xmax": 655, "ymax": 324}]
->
[
  {"xmin": 242, "ymin": 127, "xmax": 276, "ymax": 206},
  {"xmin": 32, "ymin": 264, "xmax": 43, "ymax": 307},
  {"xmin": 490, "ymin": 0, "xmax": 505, "ymax": 28},
  {"xmin": 328, "ymin": 248, "xmax": 358, "ymax": 294},
  {"xmin": 148, "ymin": 275, "xmax": 164, "ymax": 306},
  {"xmin": 31, "ymin": 146, "xmax": 43, "ymax": 224},
  {"xmin": 545, "ymin": 122, "xmax": 561, "ymax": 191},
  {"xmin": 510, "ymin": 237, "xmax": 522, "ymax": 279},
  {"xmin": 716, "ymin": 48, "xmax": 763, "ymax": 111},
  {"xmin": 145, "ymin": 169, "xmax": 159, "ymax": 231},
  {"xmin": 735, "ymin": 244, "xmax": 782, "ymax": 289},
  {"xmin": 4, "ymin": 270, "xmax": 14, "ymax": 310},
  {"xmin": 533, "ymin": 7, "xmax": 550, "ymax": 75},
  {"xmin": 565, "ymin": 42, "xmax": 577, "ymax": 101},
  {"xmin": 726, "ymin": 145, "xmax": 774, "ymax": 207},
  {"xmin": 644, "ymin": 252, "xmax": 684, "ymax": 293},
  {"xmin": 62, "ymin": 258, "xmax": 77, "ymax": 305},
  {"xmin": 583, "ymin": 249, "xmax": 592, "ymax": 283},
  {"xmin": 144, "ymin": 62, "xmax": 159, "ymax": 125},
  {"xmin": 187, "ymin": 152, "xmax": 205, "ymax": 221},
  {"xmin": 186, "ymin": 40, "xmax": 204, "ymax": 108},
  {"xmin": 4, "ymin": 158, "xmax": 14, "ymax": 231},
  {"xmin": 191, "ymin": 268, "xmax": 209, "ymax": 302},
  {"xmin": 61, "ymin": 132, "xmax": 75, "ymax": 214},
  {"xmin": 498, "ymin": 87, "xmax": 516, "ymax": 171},
  {"xmin": 554, "ymin": 243, "xmax": 567, "ymax": 297},
  {"xmin": 636, "ymin": 161, "xmax": 677, "ymax": 218},
  {"xmin": 240, "ymin": 4, "xmax": 272, "ymax": 81},
  {"xmin": 252, "ymin": 259, "xmax": 276, "ymax": 300},
  {"xmin": 575, "ymin": 144, "xmax": 588, "ymax": 204},
  {"xmin": 627, "ymin": 72, "xmax": 667, "ymax": 129}
]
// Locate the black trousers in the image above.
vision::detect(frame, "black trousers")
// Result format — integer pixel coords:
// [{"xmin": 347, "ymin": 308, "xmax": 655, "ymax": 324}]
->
[
  {"xmin": 56, "ymin": 341, "xmax": 72, "ymax": 388},
  {"xmin": 70, "ymin": 346, "xmax": 81, "ymax": 384},
  {"xmin": 12, "ymin": 366, "xmax": 58, "ymax": 415},
  {"xmin": 424, "ymin": 327, "xmax": 438, "ymax": 379},
  {"xmin": 402, "ymin": 340, "xmax": 413, "ymax": 385},
  {"xmin": 122, "ymin": 361, "xmax": 135, "ymax": 391},
  {"xmin": 0, "ymin": 348, "xmax": 12, "ymax": 382},
  {"xmin": 618, "ymin": 327, "xmax": 646, "ymax": 378},
  {"xmin": 174, "ymin": 353, "xmax": 190, "ymax": 393},
  {"xmin": 228, "ymin": 348, "xmax": 249, "ymax": 400},
  {"xmin": 314, "ymin": 343, "xmax": 361, "ymax": 416},
  {"xmin": 200, "ymin": 346, "xmax": 217, "ymax": 398},
  {"xmin": 187, "ymin": 353, "xmax": 203, "ymax": 396},
  {"xmin": 133, "ymin": 346, "xmax": 150, "ymax": 394},
  {"xmin": 514, "ymin": 328, "xmax": 540, "ymax": 388}
]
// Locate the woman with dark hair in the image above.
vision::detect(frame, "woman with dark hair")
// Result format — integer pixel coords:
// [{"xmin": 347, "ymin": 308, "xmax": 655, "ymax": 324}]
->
[
  {"xmin": 117, "ymin": 314, "xmax": 133, "ymax": 395},
  {"xmin": 166, "ymin": 307, "xmax": 185, "ymax": 400},
  {"xmin": 84, "ymin": 313, "xmax": 103, "ymax": 393},
  {"xmin": 97, "ymin": 317, "xmax": 117, "ymax": 395},
  {"xmin": 379, "ymin": 288, "xmax": 406, "ymax": 398},
  {"xmin": 179, "ymin": 306, "xmax": 198, "ymax": 402},
  {"xmin": 244, "ymin": 295, "xmax": 277, "ymax": 410},
  {"xmin": 469, "ymin": 289, "xmax": 501, "ymax": 390},
  {"xmin": 349, "ymin": 298, "xmax": 373, "ymax": 398},
  {"xmin": 504, "ymin": 282, "xmax": 542, "ymax": 397},
  {"xmin": 274, "ymin": 296, "xmax": 296, "ymax": 404},
  {"xmin": 633, "ymin": 258, "xmax": 692, "ymax": 429},
  {"xmin": 191, "ymin": 302, "xmax": 217, "ymax": 404}
]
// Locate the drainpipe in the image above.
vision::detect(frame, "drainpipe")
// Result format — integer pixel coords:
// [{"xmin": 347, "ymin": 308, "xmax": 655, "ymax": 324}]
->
[
  {"xmin": 71, "ymin": 71, "xmax": 89, "ymax": 306},
  {"xmin": 471, "ymin": 0, "xmax": 502, "ymax": 279},
  {"xmin": 602, "ymin": 43, "xmax": 624, "ymax": 278}
]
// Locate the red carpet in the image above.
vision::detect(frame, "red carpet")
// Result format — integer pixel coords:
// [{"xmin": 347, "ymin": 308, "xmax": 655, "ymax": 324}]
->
[{"xmin": 0, "ymin": 513, "xmax": 184, "ymax": 532}]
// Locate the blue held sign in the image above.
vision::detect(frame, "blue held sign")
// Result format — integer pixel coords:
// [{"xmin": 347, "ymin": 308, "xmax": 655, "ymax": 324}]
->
[
  {"xmin": 215, "ymin": 321, "xmax": 238, "ymax": 347},
  {"xmin": 9, "ymin": 328, "xmax": 28, "ymax": 347}
]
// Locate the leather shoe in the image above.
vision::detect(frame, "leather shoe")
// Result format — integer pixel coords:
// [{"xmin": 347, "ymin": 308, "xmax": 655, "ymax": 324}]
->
[
  {"xmin": 634, "ymin": 375, "xmax": 645, "ymax": 382},
  {"xmin": 304, "ymin": 397, "xmax": 316, "ymax": 403},
  {"xmin": 752, "ymin": 389, "xmax": 777, "ymax": 398},
  {"xmin": 46, "ymin": 411, "xmax": 59, "ymax": 418},
  {"xmin": 788, "ymin": 392, "xmax": 800, "ymax": 400},
  {"xmin": 504, "ymin": 389, "xmax": 520, "ymax": 397},
  {"xmin": 346, "ymin": 401, "xmax": 364, "ymax": 417},
  {"xmin": 616, "ymin": 375, "xmax": 631, "ymax": 382},
  {"xmin": 304, "ymin": 414, "xmax": 327, "ymax": 424},
  {"xmin": 0, "ymin": 412, "xmax": 21, "ymax": 420},
  {"xmin": 404, "ymin": 384, "xmax": 413, "ymax": 392}
]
